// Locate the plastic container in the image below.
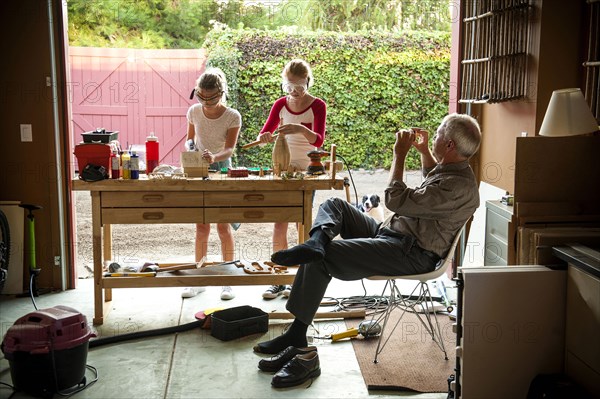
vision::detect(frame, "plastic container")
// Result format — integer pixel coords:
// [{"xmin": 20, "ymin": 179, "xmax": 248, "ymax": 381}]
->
[
  {"xmin": 81, "ymin": 129, "xmax": 119, "ymax": 143},
  {"xmin": 130, "ymin": 152, "xmax": 140, "ymax": 179},
  {"xmin": 211, "ymin": 306, "xmax": 268, "ymax": 341},
  {"xmin": 121, "ymin": 151, "xmax": 131, "ymax": 179},
  {"xmin": 110, "ymin": 150, "xmax": 120, "ymax": 179},
  {"xmin": 1, "ymin": 305, "xmax": 95, "ymax": 396},
  {"xmin": 74, "ymin": 143, "xmax": 111, "ymax": 173},
  {"xmin": 145, "ymin": 132, "xmax": 159, "ymax": 174},
  {"xmin": 130, "ymin": 144, "xmax": 146, "ymax": 172}
]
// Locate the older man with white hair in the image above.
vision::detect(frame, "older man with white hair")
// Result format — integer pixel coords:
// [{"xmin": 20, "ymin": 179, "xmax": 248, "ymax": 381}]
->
[{"xmin": 255, "ymin": 113, "xmax": 482, "ymax": 369}]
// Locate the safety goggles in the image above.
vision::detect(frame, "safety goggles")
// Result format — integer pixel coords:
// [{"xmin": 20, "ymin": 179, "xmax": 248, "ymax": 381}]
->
[
  {"xmin": 281, "ymin": 80, "xmax": 308, "ymax": 94},
  {"xmin": 195, "ymin": 90, "xmax": 223, "ymax": 104}
]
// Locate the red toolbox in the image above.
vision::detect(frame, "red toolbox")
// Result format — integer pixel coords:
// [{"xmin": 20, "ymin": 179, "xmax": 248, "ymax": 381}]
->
[
  {"xmin": 1, "ymin": 305, "xmax": 95, "ymax": 396},
  {"xmin": 74, "ymin": 143, "xmax": 111, "ymax": 173}
]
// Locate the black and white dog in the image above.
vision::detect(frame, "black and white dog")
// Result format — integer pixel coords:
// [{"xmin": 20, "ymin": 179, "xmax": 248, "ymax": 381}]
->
[{"xmin": 357, "ymin": 194, "xmax": 385, "ymax": 223}]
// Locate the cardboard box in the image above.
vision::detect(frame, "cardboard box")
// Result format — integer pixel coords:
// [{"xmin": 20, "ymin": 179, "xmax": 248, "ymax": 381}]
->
[
  {"xmin": 180, "ymin": 152, "xmax": 208, "ymax": 177},
  {"xmin": 211, "ymin": 306, "xmax": 268, "ymax": 341}
]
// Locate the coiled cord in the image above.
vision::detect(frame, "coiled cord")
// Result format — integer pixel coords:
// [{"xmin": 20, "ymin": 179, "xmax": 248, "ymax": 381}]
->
[{"xmin": 335, "ymin": 154, "xmax": 359, "ymax": 206}]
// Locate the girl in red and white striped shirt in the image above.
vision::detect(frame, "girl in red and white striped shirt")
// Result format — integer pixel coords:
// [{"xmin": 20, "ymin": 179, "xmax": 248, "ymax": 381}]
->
[{"xmin": 257, "ymin": 59, "xmax": 327, "ymax": 299}]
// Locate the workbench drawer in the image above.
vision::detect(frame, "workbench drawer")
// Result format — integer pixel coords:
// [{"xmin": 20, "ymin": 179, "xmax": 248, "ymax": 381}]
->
[
  {"xmin": 102, "ymin": 208, "xmax": 203, "ymax": 224},
  {"xmin": 101, "ymin": 192, "xmax": 203, "ymax": 208},
  {"xmin": 204, "ymin": 191, "xmax": 302, "ymax": 207},
  {"xmin": 205, "ymin": 207, "xmax": 302, "ymax": 223}
]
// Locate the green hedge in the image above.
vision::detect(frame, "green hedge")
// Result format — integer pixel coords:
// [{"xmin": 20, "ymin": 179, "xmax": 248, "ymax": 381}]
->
[{"xmin": 204, "ymin": 27, "xmax": 450, "ymax": 170}]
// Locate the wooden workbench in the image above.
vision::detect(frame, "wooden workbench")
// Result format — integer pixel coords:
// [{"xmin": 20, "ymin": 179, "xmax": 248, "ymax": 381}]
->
[{"xmin": 72, "ymin": 173, "xmax": 344, "ymax": 325}]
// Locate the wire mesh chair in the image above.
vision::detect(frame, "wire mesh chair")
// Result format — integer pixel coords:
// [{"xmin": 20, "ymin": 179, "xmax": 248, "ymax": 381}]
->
[{"xmin": 367, "ymin": 226, "xmax": 464, "ymax": 363}]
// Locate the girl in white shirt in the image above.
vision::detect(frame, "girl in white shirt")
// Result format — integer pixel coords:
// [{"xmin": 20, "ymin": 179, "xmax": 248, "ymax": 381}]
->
[{"xmin": 182, "ymin": 68, "xmax": 241, "ymax": 300}]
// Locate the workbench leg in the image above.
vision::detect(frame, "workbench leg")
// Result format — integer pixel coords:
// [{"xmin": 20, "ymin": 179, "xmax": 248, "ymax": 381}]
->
[
  {"xmin": 300, "ymin": 190, "xmax": 314, "ymax": 243},
  {"xmin": 91, "ymin": 192, "xmax": 104, "ymax": 325},
  {"xmin": 103, "ymin": 224, "xmax": 113, "ymax": 302},
  {"xmin": 329, "ymin": 144, "xmax": 337, "ymax": 180}
]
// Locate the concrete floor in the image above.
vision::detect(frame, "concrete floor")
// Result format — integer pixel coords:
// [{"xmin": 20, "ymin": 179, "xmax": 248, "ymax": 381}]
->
[
  {"xmin": 0, "ymin": 173, "xmax": 498, "ymax": 398},
  {"xmin": 1, "ymin": 277, "xmax": 449, "ymax": 399}
]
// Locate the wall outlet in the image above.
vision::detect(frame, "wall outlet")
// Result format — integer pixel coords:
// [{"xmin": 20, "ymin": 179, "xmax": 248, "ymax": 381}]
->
[
  {"xmin": 54, "ymin": 256, "xmax": 61, "ymax": 266},
  {"xmin": 20, "ymin": 124, "xmax": 32, "ymax": 142}
]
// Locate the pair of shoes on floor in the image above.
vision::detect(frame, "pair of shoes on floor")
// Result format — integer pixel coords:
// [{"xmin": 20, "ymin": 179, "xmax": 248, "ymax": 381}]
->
[
  {"xmin": 181, "ymin": 287, "xmax": 206, "ymax": 298},
  {"xmin": 258, "ymin": 346, "xmax": 320, "ymax": 388},
  {"xmin": 220, "ymin": 286, "xmax": 235, "ymax": 300},
  {"xmin": 262, "ymin": 285, "xmax": 292, "ymax": 299},
  {"xmin": 181, "ymin": 286, "xmax": 236, "ymax": 299}
]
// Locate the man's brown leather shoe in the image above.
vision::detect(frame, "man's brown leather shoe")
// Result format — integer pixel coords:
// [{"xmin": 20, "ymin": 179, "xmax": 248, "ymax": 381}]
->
[
  {"xmin": 258, "ymin": 346, "xmax": 317, "ymax": 372},
  {"xmin": 271, "ymin": 351, "xmax": 321, "ymax": 388}
]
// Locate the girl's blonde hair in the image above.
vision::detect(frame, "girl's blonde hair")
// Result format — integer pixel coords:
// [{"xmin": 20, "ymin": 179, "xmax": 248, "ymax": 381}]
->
[{"xmin": 282, "ymin": 59, "xmax": 314, "ymax": 87}]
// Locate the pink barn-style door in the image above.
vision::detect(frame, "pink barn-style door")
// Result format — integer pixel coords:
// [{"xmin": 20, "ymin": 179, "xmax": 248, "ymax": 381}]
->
[{"xmin": 69, "ymin": 47, "xmax": 206, "ymax": 168}]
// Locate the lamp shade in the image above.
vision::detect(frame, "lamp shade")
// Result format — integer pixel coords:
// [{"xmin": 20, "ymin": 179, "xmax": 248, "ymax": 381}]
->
[{"xmin": 539, "ymin": 88, "xmax": 598, "ymax": 137}]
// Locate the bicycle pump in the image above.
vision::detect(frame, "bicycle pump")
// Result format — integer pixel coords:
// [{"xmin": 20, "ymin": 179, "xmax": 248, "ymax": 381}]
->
[{"xmin": 18, "ymin": 204, "xmax": 45, "ymax": 297}]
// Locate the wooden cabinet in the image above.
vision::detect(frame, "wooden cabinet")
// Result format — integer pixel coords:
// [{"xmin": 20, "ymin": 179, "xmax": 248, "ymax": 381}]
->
[
  {"xmin": 566, "ymin": 266, "xmax": 600, "ymax": 397},
  {"xmin": 455, "ymin": 249, "xmax": 600, "ymax": 398},
  {"xmin": 553, "ymin": 245, "xmax": 600, "ymax": 397},
  {"xmin": 510, "ymin": 136, "xmax": 600, "ymax": 265},
  {"xmin": 455, "ymin": 265, "xmax": 566, "ymax": 398},
  {"xmin": 484, "ymin": 200, "xmax": 513, "ymax": 266}
]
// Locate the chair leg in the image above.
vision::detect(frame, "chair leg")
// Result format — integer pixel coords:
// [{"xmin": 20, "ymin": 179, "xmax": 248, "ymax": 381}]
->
[
  {"xmin": 371, "ymin": 279, "xmax": 396, "ymax": 363},
  {"xmin": 372, "ymin": 280, "xmax": 416, "ymax": 363},
  {"xmin": 372, "ymin": 280, "xmax": 448, "ymax": 362},
  {"xmin": 413, "ymin": 283, "xmax": 448, "ymax": 360}
]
